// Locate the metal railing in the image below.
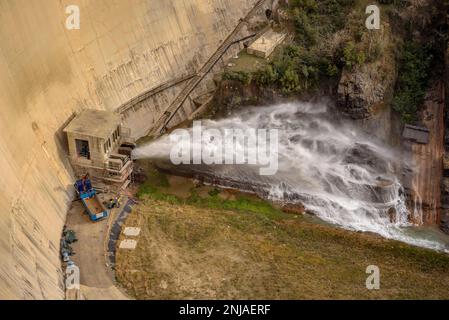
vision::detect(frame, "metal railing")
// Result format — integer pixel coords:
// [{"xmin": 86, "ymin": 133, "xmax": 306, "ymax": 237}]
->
[
  {"xmin": 147, "ymin": 0, "xmax": 267, "ymax": 136},
  {"xmin": 117, "ymin": 73, "xmax": 196, "ymax": 114}
]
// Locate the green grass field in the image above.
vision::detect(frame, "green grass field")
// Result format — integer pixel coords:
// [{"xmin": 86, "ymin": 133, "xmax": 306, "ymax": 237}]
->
[{"xmin": 115, "ymin": 168, "xmax": 449, "ymax": 299}]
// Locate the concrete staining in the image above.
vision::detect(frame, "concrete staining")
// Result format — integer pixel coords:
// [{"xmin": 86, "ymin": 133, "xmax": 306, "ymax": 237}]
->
[{"xmin": 0, "ymin": 0, "xmax": 261, "ymax": 299}]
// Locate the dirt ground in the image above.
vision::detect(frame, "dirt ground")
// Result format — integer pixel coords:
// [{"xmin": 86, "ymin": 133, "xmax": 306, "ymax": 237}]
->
[{"xmin": 115, "ymin": 194, "xmax": 449, "ymax": 300}]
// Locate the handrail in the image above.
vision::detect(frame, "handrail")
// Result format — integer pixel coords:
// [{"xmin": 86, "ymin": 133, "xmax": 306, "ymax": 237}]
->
[
  {"xmin": 148, "ymin": 0, "xmax": 267, "ymax": 136},
  {"xmin": 117, "ymin": 73, "xmax": 196, "ymax": 114}
]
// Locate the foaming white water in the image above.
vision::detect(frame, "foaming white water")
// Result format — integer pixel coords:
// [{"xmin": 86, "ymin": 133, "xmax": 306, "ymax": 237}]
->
[{"xmin": 134, "ymin": 101, "xmax": 449, "ymax": 252}]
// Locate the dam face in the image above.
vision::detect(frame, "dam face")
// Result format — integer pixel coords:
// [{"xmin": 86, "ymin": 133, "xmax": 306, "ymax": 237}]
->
[{"xmin": 0, "ymin": 0, "xmax": 259, "ymax": 299}]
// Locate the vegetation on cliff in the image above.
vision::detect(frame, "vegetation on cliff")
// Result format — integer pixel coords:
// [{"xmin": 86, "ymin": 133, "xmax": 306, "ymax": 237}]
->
[
  {"xmin": 222, "ymin": 0, "xmax": 386, "ymax": 98},
  {"xmin": 390, "ymin": 0, "xmax": 448, "ymax": 123},
  {"xmin": 221, "ymin": 0, "xmax": 448, "ymax": 123},
  {"xmin": 392, "ymin": 42, "xmax": 433, "ymax": 123},
  {"xmin": 252, "ymin": 0, "xmax": 357, "ymax": 94}
]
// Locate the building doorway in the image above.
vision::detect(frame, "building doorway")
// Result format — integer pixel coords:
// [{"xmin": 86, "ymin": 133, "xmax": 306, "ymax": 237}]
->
[{"xmin": 75, "ymin": 139, "xmax": 90, "ymax": 159}]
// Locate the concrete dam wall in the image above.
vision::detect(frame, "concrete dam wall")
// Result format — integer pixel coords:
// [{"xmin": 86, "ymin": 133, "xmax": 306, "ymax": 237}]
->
[{"xmin": 0, "ymin": 0, "xmax": 259, "ymax": 299}]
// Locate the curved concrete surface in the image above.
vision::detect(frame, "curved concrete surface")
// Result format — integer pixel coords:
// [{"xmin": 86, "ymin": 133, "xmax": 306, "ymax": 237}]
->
[{"xmin": 0, "ymin": 0, "xmax": 266, "ymax": 299}]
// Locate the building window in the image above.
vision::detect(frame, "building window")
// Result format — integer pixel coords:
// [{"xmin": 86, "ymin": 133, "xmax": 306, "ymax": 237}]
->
[
  {"xmin": 113, "ymin": 127, "xmax": 120, "ymax": 142},
  {"xmin": 75, "ymin": 139, "xmax": 90, "ymax": 160}
]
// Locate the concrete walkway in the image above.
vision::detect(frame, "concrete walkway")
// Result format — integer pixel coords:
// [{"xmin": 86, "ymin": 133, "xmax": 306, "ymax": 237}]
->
[{"xmin": 65, "ymin": 199, "xmax": 130, "ymax": 300}]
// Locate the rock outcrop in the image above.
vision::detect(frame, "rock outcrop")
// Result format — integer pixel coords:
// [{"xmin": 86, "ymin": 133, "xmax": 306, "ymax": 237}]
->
[
  {"xmin": 337, "ymin": 23, "xmax": 397, "ymax": 119},
  {"xmin": 337, "ymin": 63, "xmax": 395, "ymax": 119}
]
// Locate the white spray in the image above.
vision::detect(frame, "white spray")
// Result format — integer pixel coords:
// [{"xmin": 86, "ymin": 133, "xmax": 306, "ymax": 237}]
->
[{"xmin": 133, "ymin": 101, "xmax": 449, "ymax": 252}]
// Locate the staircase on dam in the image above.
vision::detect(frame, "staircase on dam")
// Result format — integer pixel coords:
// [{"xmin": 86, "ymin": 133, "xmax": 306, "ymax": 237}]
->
[
  {"xmin": 117, "ymin": 73, "xmax": 196, "ymax": 115},
  {"xmin": 147, "ymin": 0, "xmax": 267, "ymax": 136}
]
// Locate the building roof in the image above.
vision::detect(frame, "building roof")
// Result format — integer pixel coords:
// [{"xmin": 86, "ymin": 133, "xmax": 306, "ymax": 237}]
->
[
  {"xmin": 402, "ymin": 124, "xmax": 430, "ymax": 144},
  {"xmin": 247, "ymin": 29, "xmax": 287, "ymax": 58},
  {"xmin": 63, "ymin": 109, "xmax": 121, "ymax": 139}
]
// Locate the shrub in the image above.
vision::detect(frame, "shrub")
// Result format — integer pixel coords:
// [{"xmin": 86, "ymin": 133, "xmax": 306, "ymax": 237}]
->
[
  {"xmin": 280, "ymin": 67, "xmax": 301, "ymax": 93},
  {"xmin": 393, "ymin": 41, "xmax": 433, "ymax": 123},
  {"xmin": 326, "ymin": 64, "xmax": 339, "ymax": 77},
  {"xmin": 292, "ymin": 8, "xmax": 318, "ymax": 46},
  {"xmin": 222, "ymin": 70, "xmax": 252, "ymax": 85},
  {"xmin": 253, "ymin": 65, "xmax": 278, "ymax": 86},
  {"xmin": 342, "ymin": 41, "xmax": 366, "ymax": 68}
]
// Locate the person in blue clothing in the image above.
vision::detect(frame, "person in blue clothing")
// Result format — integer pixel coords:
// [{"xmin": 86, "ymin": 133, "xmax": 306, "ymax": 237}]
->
[
  {"xmin": 75, "ymin": 179, "xmax": 84, "ymax": 193},
  {"xmin": 81, "ymin": 173, "xmax": 92, "ymax": 192}
]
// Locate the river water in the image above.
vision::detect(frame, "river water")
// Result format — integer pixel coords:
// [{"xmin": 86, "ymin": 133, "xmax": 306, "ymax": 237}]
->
[{"xmin": 133, "ymin": 101, "xmax": 449, "ymax": 252}]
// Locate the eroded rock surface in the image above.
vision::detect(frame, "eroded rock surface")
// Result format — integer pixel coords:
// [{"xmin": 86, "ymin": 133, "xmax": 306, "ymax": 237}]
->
[{"xmin": 337, "ymin": 24, "xmax": 397, "ymax": 119}]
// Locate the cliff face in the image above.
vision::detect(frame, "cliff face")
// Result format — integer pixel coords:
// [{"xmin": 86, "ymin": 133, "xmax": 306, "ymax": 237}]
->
[
  {"xmin": 0, "ymin": 0, "xmax": 257, "ymax": 299},
  {"xmin": 337, "ymin": 20, "xmax": 397, "ymax": 120},
  {"xmin": 440, "ymin": 45, "xmax": 449, "ymax": 233}
]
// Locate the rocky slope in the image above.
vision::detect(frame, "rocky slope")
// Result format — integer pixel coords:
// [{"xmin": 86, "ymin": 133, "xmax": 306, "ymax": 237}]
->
[{"xmin": 336, "ymin": 22, "xmax": 397, "ymax": 120}]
